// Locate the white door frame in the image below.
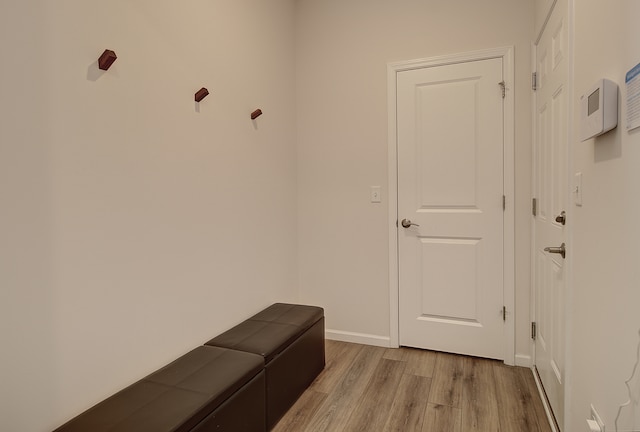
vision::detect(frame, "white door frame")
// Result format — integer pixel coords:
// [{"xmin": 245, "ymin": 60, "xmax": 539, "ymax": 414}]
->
[{"xmin": 387, "ymin": 47, "xmax": 516, "ymax": 365}]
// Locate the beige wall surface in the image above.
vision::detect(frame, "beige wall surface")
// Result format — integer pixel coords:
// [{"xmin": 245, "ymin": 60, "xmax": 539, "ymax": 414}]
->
[
  {"xmin": 295, "ymin": 0, "xmax": 534, "ymax": 358},
  {"xmin": 0, "ymin": 1, "xmax": 298, "ymax": 430},
  {"xmin": 568, "ymin": 0, "xmax": 640, "ymax": 430}
]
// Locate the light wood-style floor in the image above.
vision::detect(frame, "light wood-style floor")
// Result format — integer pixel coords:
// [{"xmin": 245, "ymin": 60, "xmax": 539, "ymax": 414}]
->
[{"xmin": 273, "ymin": 340, "xmax": 552, "ymax": 432}]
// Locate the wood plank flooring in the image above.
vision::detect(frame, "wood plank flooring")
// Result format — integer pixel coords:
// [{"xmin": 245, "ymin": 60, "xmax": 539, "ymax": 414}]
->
[{"xmin": 273, "ymin": 340, "xmax": 552, "ymax": 432}]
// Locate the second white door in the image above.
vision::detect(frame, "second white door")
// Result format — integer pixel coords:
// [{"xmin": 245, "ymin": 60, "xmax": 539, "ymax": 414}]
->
[
  {"xmin": 397, "ymin": 57, "xmax": 505, "ymax": 359},
  {"xmin": 533, "ymin": 0, "xmax": 569, "ymax": 428}
]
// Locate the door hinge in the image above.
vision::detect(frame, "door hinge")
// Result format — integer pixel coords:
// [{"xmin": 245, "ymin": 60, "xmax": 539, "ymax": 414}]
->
[
  {"xmin": 532, "ymin": 198, "xmax": 538, "ymax": 216},
  {"xmin": 502, "ymin": 306, "xmax": 507, "ymax": 322},
  {"xmin": 503, "ymin": 195, "xmax": 506, "ymax": 211},
  {"xmin": 532, "ymin": 72, "xmax": 538, "ymax": 91},
  {"xmin": 531, "ymin": 322, "xmax": 537, "ymax": 340},
  {"xmin": 499, "ymin": 81, "xmax": 506, "ymax": 98}
]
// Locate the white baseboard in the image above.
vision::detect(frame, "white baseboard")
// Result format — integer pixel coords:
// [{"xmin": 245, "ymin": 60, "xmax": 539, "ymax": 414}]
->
[
  {"xmin": 515, "ymin": 353, "xmax": 532, "ymax": 367},
  {"xmin": 325, "ymin": 329, "xmax": 392, "ymax": 348},
  {"xmin": 326, "ymin": 331, "xmax": 534, "ymax": 365}
]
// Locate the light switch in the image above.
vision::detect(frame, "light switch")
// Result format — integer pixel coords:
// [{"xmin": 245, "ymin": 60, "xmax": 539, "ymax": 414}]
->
[{"xmin": 370, "ymin": 186, "xmax": 381, "ymax": 203}]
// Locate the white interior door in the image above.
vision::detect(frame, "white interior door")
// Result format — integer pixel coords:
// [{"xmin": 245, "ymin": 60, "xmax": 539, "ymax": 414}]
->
[
  {"xmin": 533, "ymin": 0, "xmax": 569, "ymax": 429},
  {"xmin": 397, "ymin": 57, "xmax": 505, "ymax": 360}
]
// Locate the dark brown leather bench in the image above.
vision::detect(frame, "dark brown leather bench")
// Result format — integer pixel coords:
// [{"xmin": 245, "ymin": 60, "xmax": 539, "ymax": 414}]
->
[
  {"xmin": 53, "ymin": 346, "xmax": 266, "ymax": 432},
  {"xmin": 52, "ymin": 303, "xmax": 324, "ymax": 432},
  {"xmin": 205, "ymin": 303, "xmax": 325, "ymax": 430}
]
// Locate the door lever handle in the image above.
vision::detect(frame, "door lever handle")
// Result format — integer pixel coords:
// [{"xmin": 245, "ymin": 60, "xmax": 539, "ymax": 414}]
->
[
  {"xmin": 544, "ymin": 243, "xmax": 566, "ymax": 259},
  {"xmin": 401, "ymin": 219, "xmax": 420, "ymax": 228}
]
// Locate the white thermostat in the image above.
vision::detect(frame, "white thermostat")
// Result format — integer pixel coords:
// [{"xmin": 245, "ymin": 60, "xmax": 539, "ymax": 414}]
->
[{"xmin": 580, "ymin": 78, "xmax": 618, "ymax": 141}]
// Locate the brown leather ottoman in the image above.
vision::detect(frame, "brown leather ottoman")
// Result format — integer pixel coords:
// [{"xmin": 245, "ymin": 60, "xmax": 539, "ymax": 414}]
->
[
  {"xmin": 205, "ymin": 303, "xmax": 325, "ymax": 430},
  {"xmin": 54, "ymin": 346, "xmax": 266, "ymax": 432}
]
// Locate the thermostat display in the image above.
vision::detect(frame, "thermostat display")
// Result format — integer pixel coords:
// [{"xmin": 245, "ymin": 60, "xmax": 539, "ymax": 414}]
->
[
  {"xmin": 580, "ymin": 79, "xmax": 618, "ymax": 141},
  {"xmin": 588, "ymin": 88, "xmax": 599, "ymax": 115}
]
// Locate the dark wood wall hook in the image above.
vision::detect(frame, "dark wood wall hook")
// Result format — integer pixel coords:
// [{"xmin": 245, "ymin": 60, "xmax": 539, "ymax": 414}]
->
[
  {"xmin": 251, "ymin": 109, "xmax": 263, "ymax": 120},
  {"xmin": 98, "ymin": 49, "xmax": 117, "ymax": 71},
  {"xmin": 195, "ymin": 88, "xmax": 210, "ymax": 102}
]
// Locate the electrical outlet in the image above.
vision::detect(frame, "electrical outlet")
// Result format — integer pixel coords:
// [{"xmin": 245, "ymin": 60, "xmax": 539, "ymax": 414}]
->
[{"xmin": 590, "ymin": 404, "xmax": 605, "ymax": 432}]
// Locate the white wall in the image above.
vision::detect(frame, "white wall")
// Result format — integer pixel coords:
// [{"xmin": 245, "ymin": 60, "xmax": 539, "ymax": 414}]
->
[
  {"xmin": 568, "ymin": 0, "xmax": 640, "ymax": 430},
  {"xmin": 295, "ymin": 0, "xmax": 535, "ymax": 358},
  {"xmin": 0, "ymin": 1, "xmax": 297, "ymax": 431}
]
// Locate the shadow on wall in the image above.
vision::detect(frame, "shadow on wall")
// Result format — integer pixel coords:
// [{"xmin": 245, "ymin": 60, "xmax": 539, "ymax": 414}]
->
[{"xmin": 593, "ymin": 127, "xmax": 623, "ymax": 163}]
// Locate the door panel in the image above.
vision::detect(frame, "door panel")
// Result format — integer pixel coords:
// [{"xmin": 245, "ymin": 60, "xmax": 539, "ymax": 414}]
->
[
  {"xmin": 417, "ymin": 78, "xmax": 478, "ymax": 207},
  {"xmin": 419, "ymin": 237, "xmax": 480, "ymax": 322},
  {"xmin": 397, "ymin": 57, "xmax": 504, "ymax": 360}
]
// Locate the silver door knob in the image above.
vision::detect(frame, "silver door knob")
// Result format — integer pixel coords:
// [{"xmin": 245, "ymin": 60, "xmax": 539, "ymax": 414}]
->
[
  {"xmin": 555, "ymin": 211, "xmax": 566, "ymax": 225},
  {"xmin": 401, "ymin": 219, "xmax": 420, "ymax": 228},
  {"xmin": 544, "ymin": 243, "xmax": 566, "ymax": 259}
]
